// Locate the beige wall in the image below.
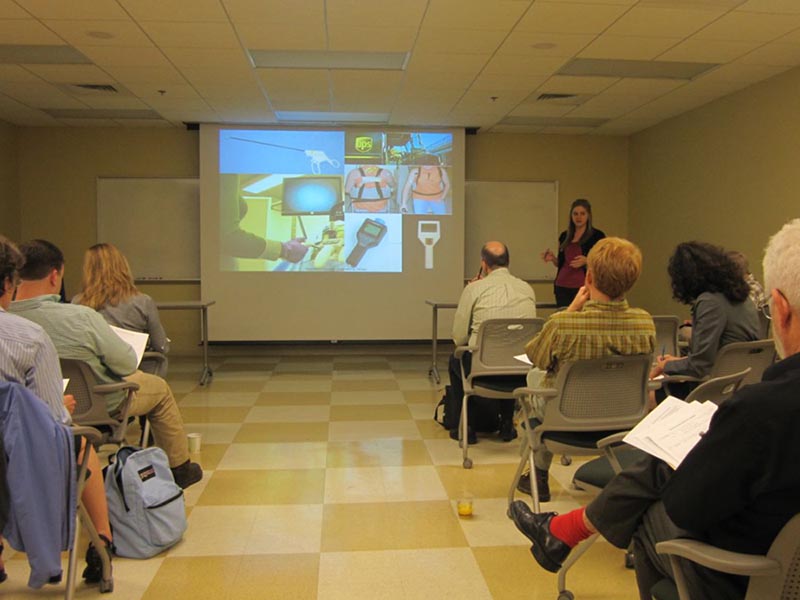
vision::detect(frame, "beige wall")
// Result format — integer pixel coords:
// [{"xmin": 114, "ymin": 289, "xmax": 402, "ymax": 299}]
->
[
  {"xmin": 628, "ymin": 65, "xmax": 800, "ymax": 316},
  {"xmin": 16, "ymin": 127, "xmax": 202, "ymax": 354},
  {"xmin": 0, "ymin": 120, "xmax": 19, "ymax": 240},
  {"xmin": 466, "ymin": 132, "xmax": 630, "ymax": 303}
]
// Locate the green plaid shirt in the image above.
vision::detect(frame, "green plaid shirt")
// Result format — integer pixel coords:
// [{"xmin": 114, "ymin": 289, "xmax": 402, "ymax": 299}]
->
[{"xmin": 525, "ymin": 299, "xmax": 656, "ymax": 389}]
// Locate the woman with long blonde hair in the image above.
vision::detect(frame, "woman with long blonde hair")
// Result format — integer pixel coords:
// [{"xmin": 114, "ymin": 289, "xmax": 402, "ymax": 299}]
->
[{"xmin": 74, "ymin": 243, "xmax": 169, "ymax": 363}]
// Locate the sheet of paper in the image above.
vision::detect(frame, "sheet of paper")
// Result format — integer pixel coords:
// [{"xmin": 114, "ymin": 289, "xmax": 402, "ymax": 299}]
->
[
  {"xmin": 514, "ymin": 353, "xmax": 532, "ymax": 366},
  {"xmin": 109, "ymin": 325, "xmax": 149, "ymax": 367},
  {"xmin": 63, "ymin": 378, "xmax": 69, "ymax": 392},
  {"xmin": 624, "ymin": 396, "xmax": 717, "ymax": 469}
]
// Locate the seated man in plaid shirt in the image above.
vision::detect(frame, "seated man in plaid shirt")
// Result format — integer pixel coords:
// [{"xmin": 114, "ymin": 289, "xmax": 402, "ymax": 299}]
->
[{"xmin": 519, "ymin": 237, "xmax": 655, "ymax": 501}]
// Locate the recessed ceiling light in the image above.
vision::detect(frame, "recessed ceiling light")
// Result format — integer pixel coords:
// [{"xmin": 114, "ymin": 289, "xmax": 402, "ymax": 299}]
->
[
  {"xmin": 559, "ymin": 58, "xmax": 719, "ymax": 80},
  {"xmin": 532, "ymin": 42, "xmax": 557, "ymax": 50},
  {"xmin": 0, "ymin": 44, "xmax": 91, "ymax": 65},
  {"xmin": 250, "ymin": 50, "xmax": 408, "ymax": 70},
  {"xmin": 275, "ymin": 111, "xmax": 389, "ymax": 123},
  {"xmin": 87, "ymin": 31, "xmax": 115, "ymax": 40}
]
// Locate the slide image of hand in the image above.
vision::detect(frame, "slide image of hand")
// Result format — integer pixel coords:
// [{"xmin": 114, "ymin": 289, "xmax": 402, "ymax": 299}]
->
[{"xmin": 280, "ymin": 237, "xmax": 309, "ymax": 263}]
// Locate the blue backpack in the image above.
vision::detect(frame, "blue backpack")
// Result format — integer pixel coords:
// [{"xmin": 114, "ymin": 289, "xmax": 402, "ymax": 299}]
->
[{"xmin": 104, "ymin": 446, "xmax": 187, "ymax": 558}]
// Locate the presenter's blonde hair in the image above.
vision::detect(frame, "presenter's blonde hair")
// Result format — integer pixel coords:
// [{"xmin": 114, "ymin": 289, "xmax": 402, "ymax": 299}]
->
[
  {"xmin": 79, "ymin": 243, "xmax": 139, "ymax": 309},
  {"xmin": 587, "ymin": 237, "xmax": 642, "ymax": 300}
]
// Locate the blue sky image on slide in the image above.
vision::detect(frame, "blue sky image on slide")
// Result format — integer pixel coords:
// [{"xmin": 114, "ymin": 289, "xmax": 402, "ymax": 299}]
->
[{"xmin": 220, "ymin": 130, "xmax": 345, "ymax": 175}]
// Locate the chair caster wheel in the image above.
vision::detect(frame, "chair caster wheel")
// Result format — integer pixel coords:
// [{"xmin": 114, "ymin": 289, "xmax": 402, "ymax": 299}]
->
[
  {"xmin": 558, "ymin": 591, "xmax": 574, "ymax": 600},
  {"xmin": 463, "ymin": 458, "xmax": 473, "ymax": 469},
  {"xmin": 625, "ymin": 551, "xmax": 635, "ymax": 569},
  {"xmin": 100, "ymin": 579, "xmax": 114, "ymax": 593},
  {"xmin": 560, "ymin": 455, "xmax": 572, "ymax": 466}
]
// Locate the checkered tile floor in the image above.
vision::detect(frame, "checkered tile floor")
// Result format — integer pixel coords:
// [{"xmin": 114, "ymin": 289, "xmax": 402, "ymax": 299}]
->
[{"xmin": 3, "ymin": 345, "xmax": 638, "ymax": 599}]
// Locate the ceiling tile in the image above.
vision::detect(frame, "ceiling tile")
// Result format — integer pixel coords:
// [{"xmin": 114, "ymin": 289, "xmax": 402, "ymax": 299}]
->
[
  {"xmin": 43, "ymin": 19, "xmax": 152, "ymax": 47},
  {"xmin": 423, "ymin": 0, "xmax": 531, "ymax": 30},
  {"xmin": 142, "ymin": 97, "xmax": 209, "ymax": 112},
  {"xmin": 223, "ymin": 0, "xmax": 324, "ymax": 24},
  {"xmin": 498, "ymin": 31, "xmax": 596, "ymax": 57},
  {"xmin": 693, "ymin": 11, "xmax": 800, "ymax": 41},
  {"xmin": 568, "ymin": 94, "xmax": 653, "ymax": 118},
  {"xmin": 180, "ymin": 66, "xmax": 254, "ymax": 86},
  {"xmin": 76, "ymin": 45, "xmax": 168, "ymax": 67},
  {"xmin": 605, "ymin": 6, "xmax": 725, "ymax": 37},
  {"xmin": 402, "ymin": 69, "xmax": 476, "ymax": 90},
  {"xmin": 16, "ymin": 0, "xmax": 128, "ymax": 20},
  {"xmin": 103, "ymin": 65, "xmax": 186, "ymax": 84},
  {"xmin": 395, "ymin": 87, "xmax": 464, "ymax": 106},
  {"xmin": 0, "ymin": 81, "xmax": 87, "ymax": 108},
  {"xmin": 191, "ymin": 82, "xmax": 264, "ymax": 102},
  {"xmin": 58, "ymin": 117, "xmax": 119, "ymax": 127},
  {"xmin": 738, "ymin": 41, "xmax": 800, "ymax": 65},
  {"xmin": 124, "ymin": 82, "xmax": 201, "ymax": 100},
  {"xmin": 488, "ymin": 124, "xmax": 545, "ymax": 133},
  {"xmin": 24, "ymin": 64, "xmax": 116, "ymax": 84},
  {"xmin": 156, "ymin": 108, "xmax": 220, "ymax": 122},
  {"xmin": 0, "ymin": 1, "xmax": 31, "ymax": 18},
  {"xmin": 119, "ymin": 0, "xmax": 229, "ymax": 22},
  {"xmin": 509, "ymin": 102, "xmax": 575, "ymax": 117},
  {"xmin": 406, "ymin": 52, "xmax": 489, "ymax": 74},
  {"xmin": 160, "ymin": 47, "xmax": 251, "ymax": 68},
  {"xmin": 695, "ymin": 61, "xmax": 788, "ymax": 82},
  {"xmin": 579, "ymin": 35, "xmax": 684, "ymax": 60},
  {"xmin": 453, "ymin": 88, "xmax": 529, "ymax": 111},
  {"xmin": 327, "ymin": 26, "xmax": 416, "ymax": 53},
  {"xmin": 415, "ymin": 28, "xmax": 508, "ymax": 55},
  {"xmin": 326, "ymin": 0, "xmax": 427, "ymax": 28},
  {"xmin": 515, "ymin": 2, "xmax": 632, "ymax": 34},
  {"xmin": 539, "ymin": 75, "xmax": 620, "ymax": 94},
  {"xmin": 540, "ymin": 125, "xmax": 596, "ymax": 134},
  {"xmin": 483, "ymin": 54, "xmax": 569, "ymax": 77},
  {"xmin": 234, "ymin": 21, "xmax": 326, "ymax": 51},
  {"xmin": 657, "ymin": 38, "xmax": 761, "ymax": 62},
  {"xmin": 0, "ymin": 65, "xmax": 42, "ymax": 82},
  {"xmin": 116, "ymin": 118, "xmax": 176, "ymax": 127},
  {"xmin": 257, "ymin": 68, "xmax": 330, "ymax": 109},
  {"xmin": 592, "ymin": 118, "xmax": 657, "ymax": 135},
  {"xmin": 469, "ymin": 72, "xmax": 548, "ymax": 92},
  {"xmin": 0, "ymin": 19, "xmax": 64, "ymax": 44},
  {"xmin": 138, "ymin": 22, "xmax": 241, "ymax": 49},
  {"xmin": 79, "ymin": 95, "xmax": 148, "ymax": 109}
]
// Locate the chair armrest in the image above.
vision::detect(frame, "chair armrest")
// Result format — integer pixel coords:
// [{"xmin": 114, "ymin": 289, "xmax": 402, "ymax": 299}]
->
[
  {"xmin": 93, "ymin": 381, "xmax": 140, "ymax": 395},
  {"xmin": 142, "ymin": 351, "xmax": 167, "ymax": 363},
  {"xmin": 513, "ymin": 386, "xmax": 558, "ymax": 400},
  {"xmin": 453, "ymin": 345, "xmax": 476, "ymax": 360},
  {"xmin": 648, "ymin": 380, "xmax": 664, "ymax": 391},
  {"xmin": 656, "ymin": 540, "xmax": 781, "ymax": 577},
  {"xmin": 596, "ymin": 431, "xmax": 629, "ymax": 449},
  {"xmin": 660, "ymin": 375, "xmax": 705, "ymax": 384},
  {"xmin": 71, "ymin": 425, "xmax": 104, "ymax": 446}
]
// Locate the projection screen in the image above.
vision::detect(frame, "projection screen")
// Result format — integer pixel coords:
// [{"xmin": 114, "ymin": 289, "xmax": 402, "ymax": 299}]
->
[{"xmin": 200, "ymin": 125, "xmax": 465, "ymax": 341}]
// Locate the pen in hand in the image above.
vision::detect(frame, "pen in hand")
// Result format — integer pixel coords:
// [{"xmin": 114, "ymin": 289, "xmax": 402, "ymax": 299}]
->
[{"xmin": 660, "ymin": 345, "xmax": 666, "ymax": 360}]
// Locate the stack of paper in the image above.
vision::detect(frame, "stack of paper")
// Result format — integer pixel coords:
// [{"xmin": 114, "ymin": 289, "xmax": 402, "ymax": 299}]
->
[
  {"xmin": 109, "ymin": 325, "xmax": 150, "ymax": 367},
  {"xmin": 624, "ymin": 396, "xmax": 718, "ymax": 469}
]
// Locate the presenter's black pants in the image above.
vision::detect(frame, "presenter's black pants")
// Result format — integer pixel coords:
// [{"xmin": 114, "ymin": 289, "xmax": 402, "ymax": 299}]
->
[{"xmin": 554, "ymin": 285, "xmax": 579, "ymax": 308}]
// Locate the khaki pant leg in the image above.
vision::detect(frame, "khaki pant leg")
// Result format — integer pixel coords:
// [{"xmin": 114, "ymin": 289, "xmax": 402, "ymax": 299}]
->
[{"xmin": 124, "ymin": 370, "xmax": 189, "ymax": 467}]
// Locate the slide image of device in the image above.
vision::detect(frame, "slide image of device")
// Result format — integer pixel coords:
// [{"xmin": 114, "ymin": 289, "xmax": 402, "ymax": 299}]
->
[
  {"xmin": 220, "ymin": 130, "xmax": 345, "ymax": 175},
  {"xmin": 343, "ymin": 164, "xmax": 398, "ymax": 214},
  {"xmin": 342, "ymin": 214, "xmax": 402, "ymax": 272},
  {"xmin": 417, "ymin": 221, "xmax": 441, "ymax": 270}
]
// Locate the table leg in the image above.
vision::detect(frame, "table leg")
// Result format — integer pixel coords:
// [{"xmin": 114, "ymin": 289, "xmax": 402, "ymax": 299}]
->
[
  {"xmin": 429, "ymin": 304, "xmax": 441, "ymax": 384},
  {"xmin": 199, "ymin": 305, "xmax": 213, "ymax": 385}
]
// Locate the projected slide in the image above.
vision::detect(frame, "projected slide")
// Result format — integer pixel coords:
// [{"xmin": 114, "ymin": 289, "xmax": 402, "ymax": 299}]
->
[{"xmin": 219, "ymin": 129, "xmax": 453, "ymax": 272}]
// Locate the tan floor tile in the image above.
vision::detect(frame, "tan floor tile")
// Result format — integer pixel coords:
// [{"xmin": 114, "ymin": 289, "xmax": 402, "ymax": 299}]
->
[
  {"xmin": 203, "ymin": 380, "xmax": 266, "ymax": 392},
  {"xmin": 326, "ymin": 439, "xmax": 432, "ymax": 468},
  {"xmin": 318, "ymin": 548, "xmax": 491, "ymax": 600},
  {"xmin": 328, "ymin": 420, "xmax": 421, "ymax": 441},
  {"xmin": 331, "ymin": 379, "xmax": 399, "ymax": 392},
  {"xmin": 178, "ymin": 391, "xmax": 259, "ymax": 407},
  {"xmin": 333, "ymin": 359, "xmax": 391, "ymax": 370},
  {"xmin": 472, "ymin": 542, "xmax": 639, "ymax": 600},
  {"xmin": 180, "ymin": 423, "xmax": 241, "ymax": 444},
  {"xmin": 437, "ymin": 463, "xmax": 523, "ymax": 499},
  {"xmin": 332, "ymin": 369, "xmax": 395, "ymax": 380},
  {"xmin": 424, "ymin": 438, "xmax": 519, "ymax": 466},
  {"xmin": 217, "ymin": 442, "xmax": 327, "ymax": 470},
  {"xmin": 144, "ymin": 554, "xmax": 318, "ymax": 600},
  {"xmin": 268, "ymin": 371, "xmax": 332, "ymax": 381},
  {"xmin": 234, "ymin": 422, "xmax": 329, "ymax": 443},
  {"xmin": 403, "ymin": 389, "xmax": 442, "ymax": 403},
  {"xmin": 397, "ymin": 377, "xmax": 440, "ymax": 391},
  {"xmin": 262, "ymin": 380, "xmax": 332, "ymax": 393},
  {"xmin": 408, "ymin": 402, "xmax": 437, "ymax": 420},
  {"xmin": 453, "ymin": 497, "xmax": 531, "ymax": 547},
  {"xmin": 324, "ymin": 466, "xmax": 448, "ymax": 503},
  {"xmin": 245, "ymin": 405, "xmax": 331, "ymax": 423},
  {"xmin": 416, "ymin": 418, "xmax": 455, "ymax": 440},
  {"xmin": 245, "ymin": 505, "xmax": 324, "ymax": 554},
  {"xmin": 167, "ymin": 505, "xmax": 257, "ymax": 556},
  {"xmin": 197, "ymin": 469, "xmax": 325, "ymax": 505},
  {"xmin": 178, "ymin": 406, "xmax": 250, "ymax": 423},
  {"xmin": 330, "ymin": 390, "xmax": 405, "ymax": 405},
  {"xmin": 215, "ymin": 362, "xmax": 275, "ymax": 372},
  {"xmin": 321, "ymin": 501, "xmax": 467, "ymax": 551},
  {"xmin": 255, "ymin": 391, "xmax": 331, "ymax": 406},
  {"xmin": 189, "ymin": 442, "xmax": 228, "ymax": 471},
  {"xmin": 329, "ymin": 404, "xmax": 411, "ymax": 421},
  {"xmin": 167, "ymin": 379, "xmax": 200, "ymax": 394}
]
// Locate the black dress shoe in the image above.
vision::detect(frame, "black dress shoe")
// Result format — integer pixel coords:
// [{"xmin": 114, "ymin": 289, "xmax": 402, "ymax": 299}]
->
[
  {"xmin": 516, "ymin": 470, "xmax": 551, "ymax": 502},
  {"xmin": 499, "ymin": 419, "xmax": 518, "ymax": 442},
  {"xmin": 508, "ymin": 501, "xmax": 571, "ymax": 573},
  {"xmin": 449, "ymin": 427, "xmax": 477, "ymax": 445}
]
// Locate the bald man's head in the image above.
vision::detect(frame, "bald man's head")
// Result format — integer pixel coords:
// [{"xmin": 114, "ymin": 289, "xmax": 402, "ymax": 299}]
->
[{"xmin": 481, "ymin": 241, "xmax": 509, "ymax": 272}]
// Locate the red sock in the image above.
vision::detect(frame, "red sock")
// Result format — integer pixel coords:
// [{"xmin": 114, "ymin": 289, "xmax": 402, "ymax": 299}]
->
[{"xmin": 549, "ymin": 507, "xmax": 592, "ymax": 548}]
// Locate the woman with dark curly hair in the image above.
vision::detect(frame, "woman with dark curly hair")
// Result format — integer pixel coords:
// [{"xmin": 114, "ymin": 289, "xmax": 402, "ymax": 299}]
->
[{"xmin": 651, "ymin": 241, "xmax": 761, "ymax": 398}]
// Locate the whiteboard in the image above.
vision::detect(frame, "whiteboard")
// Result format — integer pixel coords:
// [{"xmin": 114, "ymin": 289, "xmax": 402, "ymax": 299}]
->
[
  {"xmin": 97, "ymin": 178, "xmax": 200, "ymax": 280},
  {"xmin": 465, "ymin": 181, "xmax": 558, "ymax": 281}
]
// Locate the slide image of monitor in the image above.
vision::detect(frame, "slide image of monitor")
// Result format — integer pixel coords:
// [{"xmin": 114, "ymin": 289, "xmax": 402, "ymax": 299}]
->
[
  {"xmin": 220, "ymin": 130, "xmax": 345, "ymax": 175},
  {"xmin": 282, "ymin": 175, "xmax": 342, "ymax": 216},
  {"xmin": 342, "ymin": 214, "xmax": 402, "ymax": 272}
]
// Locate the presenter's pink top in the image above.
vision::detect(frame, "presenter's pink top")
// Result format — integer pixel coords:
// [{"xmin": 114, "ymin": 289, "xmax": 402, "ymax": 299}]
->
[{"xmin": 555, "ymin": 242, "xmax": 586, "ymax": 289}]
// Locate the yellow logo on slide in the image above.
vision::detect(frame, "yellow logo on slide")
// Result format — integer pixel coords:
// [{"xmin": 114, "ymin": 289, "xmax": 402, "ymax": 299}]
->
[{"xmin": 354, "ymin": 136, "xmax": 373, "ymax": 153}]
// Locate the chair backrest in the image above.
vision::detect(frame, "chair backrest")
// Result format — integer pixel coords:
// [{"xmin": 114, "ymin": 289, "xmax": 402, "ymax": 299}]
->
[
  {"xmin": 471, "ymin": 318, "xmax": 544, "ymax": 377},
  {"xmin": 683, "ymin": 369, "xmax": 750, "ymax": 406},
  {"xmin": 652, "ymin": 315, "xmax": 680, "ymax": 357},
  {"xmin": 748, "ymin": 513, "xmax": 800, "ymax": 599},
  {"xmin": 60, "ymin": 358, "xmax": 127, "ymax": 442},
  {"xmin": 140, "ymin": 351, "xmax": 168, "ymax": 378},
  {"xmin": 542, "ymin": 354, "xmax": 651, "ymax": 431},
  {"xmin": 709, "ymin": 340, "xmax": 776, "ymax": 386}
]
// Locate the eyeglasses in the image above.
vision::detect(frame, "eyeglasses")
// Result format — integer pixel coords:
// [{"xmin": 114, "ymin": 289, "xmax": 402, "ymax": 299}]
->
[{"xmin": 762, "ymin": 289, "xmax": 788, "ymax": 321}]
